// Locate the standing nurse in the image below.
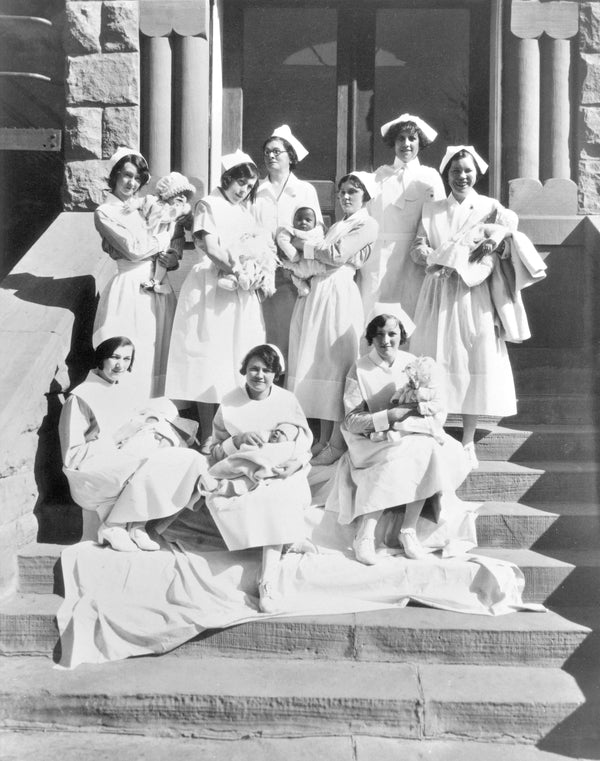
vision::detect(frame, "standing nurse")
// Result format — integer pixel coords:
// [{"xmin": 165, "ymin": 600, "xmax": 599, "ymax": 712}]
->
[{"xmin": 359, "ymin": 114, "xmax": 444, "ymax": 320}]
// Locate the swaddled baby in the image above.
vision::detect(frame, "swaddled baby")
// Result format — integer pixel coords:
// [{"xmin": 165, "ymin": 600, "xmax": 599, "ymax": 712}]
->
[
  {"xmin": 115, "ymin": 397, "xmax": 185, "ymax": 458},
  {"xmin": 201, "ymin": 422, "xmax": 309, "ymax": 496},
  {"xmin": 370, "ymin": 355, "xmax": 446, "ymax": 444}
]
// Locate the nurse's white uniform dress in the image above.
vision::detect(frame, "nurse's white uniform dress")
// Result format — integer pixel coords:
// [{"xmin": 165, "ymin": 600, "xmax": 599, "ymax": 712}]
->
[
  {"xmin": 166, "ymin": 190, "xmax": 266, "ymax": 404},
  {"xmin": 360, "ymin": 157, "xmax": 444, "ymax": 320},
  {"xmin": 409, "ymin": 190, "xmax": 518, "ymax": 417}
]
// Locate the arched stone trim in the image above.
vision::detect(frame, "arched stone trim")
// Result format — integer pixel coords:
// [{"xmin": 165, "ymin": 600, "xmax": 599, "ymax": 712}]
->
[{"xmin": 139, "ymin": 0, "xmax": 208, "ymax": 39}]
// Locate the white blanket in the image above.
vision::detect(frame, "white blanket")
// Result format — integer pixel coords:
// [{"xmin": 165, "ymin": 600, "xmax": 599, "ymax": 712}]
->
[{"xmin": 56, "ymin": 503, "xmax": 544, "ymax": 669}]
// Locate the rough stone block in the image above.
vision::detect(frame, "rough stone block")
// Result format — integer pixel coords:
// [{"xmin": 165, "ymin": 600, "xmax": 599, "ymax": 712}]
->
[
  {"xmin": 580, "ymin": 2, "xmax": 600, "ymax": 53},
  {"xmin": 66, "ymin": 53, "xmax": 138, "ymax": 106},
  {"xmin": 102, "ymin": 2, "xmax": 139, "ymax": 53},
  {"xmin": 0, "ymin": 471, "xmax": 38, "ymax": 527},
  {"xmin": 63, "ymin": 160, "xmax": 108, "ymax": 210},
  {"xmin": 0, "ymin": 431, "xmax": 39, "ymax": 482},
  {"xmin": 580, "ymin": 53, "xmax": 600, "ymax": 106},
  {"xmin": 102, "ymin": 107, "xmax": 139, "ymax": 158},
  {"xmin": 578, "ymin": 158, "xmax": 600, "ymax": 213},
  {"xmin": 63, "ymin": 2, "xmax": 102, "ymax": 56},
  {"xmin": 64, "ymin": 107, "xmax": 103, "ymax": 159}
]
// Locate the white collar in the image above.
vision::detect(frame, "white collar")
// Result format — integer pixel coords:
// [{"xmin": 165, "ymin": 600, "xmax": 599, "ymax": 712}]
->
[
  {"xmin": 393, "ymin": 156, "xmax": 420, "ymax": 173},
  {"xmin": 448, "ymin": 188, "xmax": 478, "ymax": 208}
]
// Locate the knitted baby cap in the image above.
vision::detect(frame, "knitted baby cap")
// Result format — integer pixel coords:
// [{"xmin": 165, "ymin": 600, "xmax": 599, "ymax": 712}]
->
[{"xmin": 155, "ymin": 172, "xmax": 196, "ymax": 201}]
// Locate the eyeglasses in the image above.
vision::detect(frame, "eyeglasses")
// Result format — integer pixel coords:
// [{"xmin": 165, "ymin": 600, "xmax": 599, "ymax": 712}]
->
[{"xmin": 264, "ymin": 149, "xmax": 288, "ymax": 158}]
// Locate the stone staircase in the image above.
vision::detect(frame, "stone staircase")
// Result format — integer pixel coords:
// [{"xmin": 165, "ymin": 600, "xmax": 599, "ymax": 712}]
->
[{"xmin": 0, "ymin": 348, "xmax": 599, "ymax": 759}]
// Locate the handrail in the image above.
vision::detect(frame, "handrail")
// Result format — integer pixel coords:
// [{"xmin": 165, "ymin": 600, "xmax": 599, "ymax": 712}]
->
[
  {"xmin": 0, "ymin": 72, "xmax": 54, "ymax": 83},
  {"xmin": 0, "ymin": 15, "xmax": 52, "ymax": 27}
]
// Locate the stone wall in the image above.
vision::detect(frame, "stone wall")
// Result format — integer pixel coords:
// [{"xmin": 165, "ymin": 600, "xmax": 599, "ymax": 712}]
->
[
  {"xmin": 62, "ymin": 0, "xmax": 140, "ymax": 209},
  {"xmin": 579, "ymin": 1, "xmax": 600, "ymax": 213}
]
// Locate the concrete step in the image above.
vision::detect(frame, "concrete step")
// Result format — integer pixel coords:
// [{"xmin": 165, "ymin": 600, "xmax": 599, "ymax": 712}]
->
[
  {"xmin": 512, "ymin": 394, "xmax": 596, "ymax": 426},
  {"xmin": 458, "ymin": 461, "xmax": 598, "ymax": 504},
  {"xmin": 14, "ymin": 542, "xmax": 588, "ymax": 605},
  {"xmin": 0, "ymin": 655, "xmax": 589, "ymax": 745},
  {"xmin": 473, "ymin": 424, "xmax": 597, "ymax": 463},
  {"xmin": 476, "ymin": 502, "xmax": 600, "ymax": 550},
  {"xmin": 0, "ymin": 593, "xmax": 590, "ymax": 667},
  {"xmin": 1, "ymin": 731, "xmax": 598, "ymax": 761}
]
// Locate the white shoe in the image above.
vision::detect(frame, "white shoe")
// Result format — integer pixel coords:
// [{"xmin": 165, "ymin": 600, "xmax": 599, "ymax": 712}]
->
[
  {"xmin": 463, "ymin": 442, "xmax": 479, "ymax": 470},
  {"xmin": 128, "ymin": 525, "xmax": 160, "ymax": 551},
  {"xmin": 258, "ymin": 580, "xmax": 281, "ymax": 614},
  {"xmin": 353, "ymin": 535, "xmax": 378, "ymax": 565},
  {"xmin": 399, "ymin": 528, "xmax": 426, "ymax": 559},
  {"xmin": 98, "ymin": 524, "xmax": 138, "ymax": 552}
]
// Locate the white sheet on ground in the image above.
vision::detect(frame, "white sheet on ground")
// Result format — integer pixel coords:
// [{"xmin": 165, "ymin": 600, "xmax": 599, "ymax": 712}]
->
[{"xmin": 56, "ymin": 504, "xmax": 544, "ymax": 669}]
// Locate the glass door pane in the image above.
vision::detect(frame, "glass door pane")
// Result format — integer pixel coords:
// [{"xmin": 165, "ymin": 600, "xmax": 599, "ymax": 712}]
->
[
  {"xmin": 242, "ymin": 7, "xmax": 338, "ymax": 181},
  {"xmin": 373, "ymin": 8, "xmax": 472, "ymax": 174}
]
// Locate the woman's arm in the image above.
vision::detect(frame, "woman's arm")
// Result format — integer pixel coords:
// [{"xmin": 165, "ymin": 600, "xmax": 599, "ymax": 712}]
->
[
  {"xmin": 312, "ymin": 217, "xmax": 378, "ymax": 267},
  {"xmin": 58, "ymin": 396, "xmax": 116, "ymax": 470},
  {"xmin": 94, "ymin": 206, "xmax": 171, "ymax": 262},
  {"xmin": 343, "ymin": 367, "xmax": 414, "ymax": 435},
  {"xmin": 409, "ymin": 219, "xmax": 433, "ymax": 266},
  {"xmin": 211, "ymin": 406, "xmax": 266, "ymax": 461},
  {"xmin": 197, "ymin": 231, "xmax": 235, "ymax": 274}
]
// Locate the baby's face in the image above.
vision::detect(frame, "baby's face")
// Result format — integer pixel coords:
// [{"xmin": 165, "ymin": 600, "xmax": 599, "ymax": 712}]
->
[
  {"xmin": 269, "ymin": 428, "xmax": 289, "ymax": 443},
  {"xmin": 294, "ymin": 209, "xmax": 316, "ymax": 231},
  {"xmin": 166, "ymin": 193, "xmax": 188, "ymax": 205}
]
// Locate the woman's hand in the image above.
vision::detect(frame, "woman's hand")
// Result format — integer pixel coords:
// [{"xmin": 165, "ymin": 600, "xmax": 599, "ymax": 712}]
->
[
  {"xmin": 387, "ymin": 403, "xmax": 419, "ymax": 424},
  {"xmin": 272, "ymin": 459, "xmax": 303, "ymax": 478},
  {"xmin": 158, "ymin": 249, "xmax": 179, "ymax": 270},
  {"xmin": 232, "ymin": 431, "xmax": 265, "ymax": 449}
]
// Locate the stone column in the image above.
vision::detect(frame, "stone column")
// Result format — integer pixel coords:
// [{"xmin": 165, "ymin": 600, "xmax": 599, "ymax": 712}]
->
[
  {"xmin": 540, "ymin": 37, "xmax": 571, "ymax": 181},
  {"xmin": 515, "ymin": 37, "xmax": 540, "ymax": 180},
  {"xmin": 142, "ymin": 35, "xmax": 172, "ymax": 180},
  {"xmin": 178, "ymin": 35, "xmax": 209, "ymax": 189}
]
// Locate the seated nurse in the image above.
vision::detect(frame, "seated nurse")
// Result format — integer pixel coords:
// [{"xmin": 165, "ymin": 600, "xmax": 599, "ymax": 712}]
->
[{"xmin": 326, "ymin": 305, "xmax": 472, "ymax": 565}]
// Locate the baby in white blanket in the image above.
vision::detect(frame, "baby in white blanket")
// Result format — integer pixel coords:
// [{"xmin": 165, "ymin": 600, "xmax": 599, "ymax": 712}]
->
[{"xmin": 201, "ymin": 422, "xmax": 309, "ymax": 496}]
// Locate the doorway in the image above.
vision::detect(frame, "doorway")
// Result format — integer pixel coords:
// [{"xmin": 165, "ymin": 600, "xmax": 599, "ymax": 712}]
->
[{"xmin": 223, "ymin": 1, "xmax": 492, "ymax": 202}]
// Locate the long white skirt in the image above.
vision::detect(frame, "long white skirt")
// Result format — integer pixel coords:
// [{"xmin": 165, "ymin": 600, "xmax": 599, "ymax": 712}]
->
[
  {"xmin": 93, "ymin": 258, "xmax": 176, "ymax": 398},
  {"xmin": 166, "ymin": 260, "xmax": 265, "ymax": 403},
  {"xmin": 410, "ymin": 271, "xmax": 517, "ymax": 417},
  {"xmin": 287, "ymin": 266, "xmax": 363, "ymax": 421}
]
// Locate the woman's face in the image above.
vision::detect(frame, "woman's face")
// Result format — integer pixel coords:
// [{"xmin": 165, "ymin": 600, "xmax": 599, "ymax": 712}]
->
[
  {"xmin": 394, "ymin": 129, "xmax": 420, "ymax": 164},
  {"xmin": 99, "ymin": 345, "xmax": 133, "ymax": 383},
  {"xmin": 245, "ymin": 355, "xmax": 275, "ymax": 399},
  {"xmin": 222, "ymin": 175, "xmax": 257, "ymax": 204},
  {"xmin": 338, "ymin": 180, "xmax": 365, "ymax": 216},
  {"xmin": 114, "ymin": 162, "xmax": 142, "ymax": 202},
  {"xmin": 448, "ymin": 154, "xmax": 478, "ymax": 202},
  {"xmin": 372, "ymin": 318, "xmax": 401, "ymax": 363},
  {"xmin": 263, "ymin": 139, "xmax": 291, "ymax": 176}
]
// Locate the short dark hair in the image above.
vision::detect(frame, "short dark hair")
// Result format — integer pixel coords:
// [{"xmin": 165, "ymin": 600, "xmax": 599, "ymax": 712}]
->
[
  {"xmin": 337, "ymin": 173, "xmax": 371, "ymax": 203},
  {"xmin": 108, "ymin": 154, "xmax": 150, "ymax": 193},
  {"xmin": 365, "ymin": 314, "xmax": 408, "ymax": 346},
  {"xmin": 382, "ymin": 120, "xmax": 430, "ymax": 151},
  {"xmin": 441, "ymin": 148, "xmax": 481, "ymax": 186},
  {"xmin": 220, "ymin": 162, "xmax": 259, "ymax": 203},
  {"xmin": 94, "ymin": 336, "xmax": 135, "ymax": 372},
  {"xmin": 239, "ymin": 344, "xmax": 284, "ymax": 379},
  {"xmin": 262, "ymin": 136, "xmax": 299, "ymax": 170}
]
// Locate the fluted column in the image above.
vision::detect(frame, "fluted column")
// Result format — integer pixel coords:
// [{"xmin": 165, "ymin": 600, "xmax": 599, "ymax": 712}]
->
[
  {"xmin": 142, "ymin": 35, "xmax": 172, "ymax": 179},
  {"xmin": 540, "ymin": 36, "xmax": 571, "ymax": 181}
]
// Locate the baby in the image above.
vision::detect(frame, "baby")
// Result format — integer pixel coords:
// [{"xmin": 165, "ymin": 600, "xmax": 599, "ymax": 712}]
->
[
  {"xmin": 201, "ymin": 423, "xmax": 308, "ymax": 497},
  {"xmin": 426, "ymin": 209, "xmax": 511, "ymax": 286},
  {"xmin": 115, "ymin": 397, "xmax": 185, "ymax": 458},
  {"xmin": 276, "ymin": 207, "xmax": 327, "ymax": 296},
  {"xmin": 138, "ymin": 172, "xmax": 196, "ymax": 293},
  {"xmin": 217, "ymin": 232, "xmax": 278, "ymax": 301},
  {"xmin": 371, "ymin": 356, "xmax": 446, "ymax": 444}
]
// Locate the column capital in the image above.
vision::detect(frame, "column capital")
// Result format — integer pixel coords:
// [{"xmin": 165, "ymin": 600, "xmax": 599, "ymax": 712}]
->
[
  {"xmin": 140, "ymin": 0, "xmax": 208, "ymax": 38},
  {"xmin": 511, "ymin": 0, "xmax": 578, "ymax": 40}
]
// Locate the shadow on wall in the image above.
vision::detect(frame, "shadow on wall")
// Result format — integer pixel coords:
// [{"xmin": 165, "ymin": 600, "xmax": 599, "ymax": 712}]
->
[{"xmin": 1, "ymin": 271, "xmax": 99, "ymax": 543}]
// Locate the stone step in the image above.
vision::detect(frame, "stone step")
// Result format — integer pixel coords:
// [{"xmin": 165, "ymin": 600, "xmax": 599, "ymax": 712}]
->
[
  {"xmin": 512, "ymin": 394, "xmax": 595, "ymax": 426},
  {"xmin": 0, "ymin": 593, "xmax": 590, "ymax": 667},
  {"xmin": 472, "ymin": 424, "xmax": 597, "ymax": 463},
  {"xmin": 1, "ymin": 731, "xmax": 598, "ymax": 761},
  {"xmin": 458, "ymin": 461, "xmax": 598, "ymax": 504},
  {"xmin": 476, "ymin": 502, "xmax": 600, "ymax": 550},
  {"xmin": 0, "ymin": 655, "xmax": 589, "ymax": 745},
  {"xmin": 13, "ymin": 543, "xmax": 584, "ymax": 605}
]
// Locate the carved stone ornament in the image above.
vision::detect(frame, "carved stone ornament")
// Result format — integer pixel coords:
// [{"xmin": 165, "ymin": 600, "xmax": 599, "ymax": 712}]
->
[
  {"xmin": 139, "ymin": 0, "xmax": 208, "ymax": 38},
  {"xmin": 511, "ymin": 0, "xmax": 578, "ymax": 40}
]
